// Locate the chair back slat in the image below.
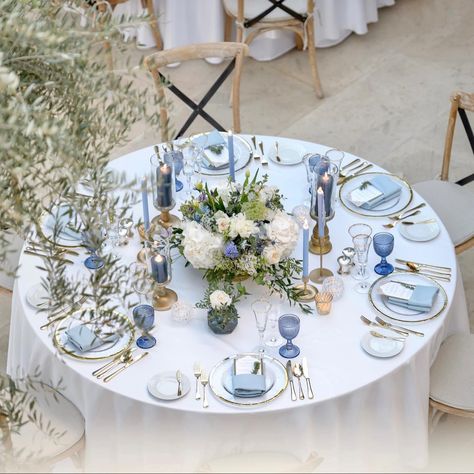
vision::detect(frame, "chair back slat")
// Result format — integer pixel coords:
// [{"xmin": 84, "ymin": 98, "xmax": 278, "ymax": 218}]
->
[{"xmin": 243, "ymin": 0, "xmax": 307, "ymax": 28}]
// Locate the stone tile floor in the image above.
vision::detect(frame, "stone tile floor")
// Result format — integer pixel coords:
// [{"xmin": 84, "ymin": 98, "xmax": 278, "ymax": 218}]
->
[{"xmin": 2, "ymin": 0, "xmax": 474, "ymax": 471}]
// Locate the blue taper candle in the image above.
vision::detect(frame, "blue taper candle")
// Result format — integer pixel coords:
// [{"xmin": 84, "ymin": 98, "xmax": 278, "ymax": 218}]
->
[
  {"xmin": 302, "ymin": 221, "xmax": 309, "ymax": 278},
  {"xmin": 317, "ymin": 187, "xmax": 325, "ymax": 239},
  {"xmin": 228, "ymin": 130, "xmax": 235, "ymax": 182},
  {"xmin": 141, "ymin": 177, "xmax": 150, "ymax": 232}
]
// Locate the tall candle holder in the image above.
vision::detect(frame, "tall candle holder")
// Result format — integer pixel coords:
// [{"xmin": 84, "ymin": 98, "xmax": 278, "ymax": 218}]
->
[
  {"xmin": 150, "ymin": 153, "xmax": 180, "ymax": 229},
  {"xmin": 148, "ymin": 245, "xmax": 177, "ymax": 311}
]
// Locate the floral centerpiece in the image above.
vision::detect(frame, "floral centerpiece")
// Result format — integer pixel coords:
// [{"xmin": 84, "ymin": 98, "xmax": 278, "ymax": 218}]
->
[
  {"xmin": 196, "ymin": 282, "xmax": 247, "ymax": 334},
  {"xmin": 173, "ymin": 171, "xmax": 311, "ymax": 314}
]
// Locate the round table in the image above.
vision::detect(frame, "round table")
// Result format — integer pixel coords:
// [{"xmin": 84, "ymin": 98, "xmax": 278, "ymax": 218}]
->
[{"xmin": 7, "ymin": 135, "xmax": 469, "ymax": 472}]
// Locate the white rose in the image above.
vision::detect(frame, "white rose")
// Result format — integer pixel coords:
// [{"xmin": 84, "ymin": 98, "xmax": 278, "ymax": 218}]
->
[
  {"xmin": 214, "ymin": 211, "xmax": 231, "ymax": 233},
  {"xmin": 229, "ymin": 213, "xmax": 258, "ymax": 239},
  {"xmin": 259, "ymin": 185, "xmax": 278, "ymax": 203},
  {"xmin": 182, "ymin": 221, "xmax": 224, "ymax": 269},
  {"xmin": 263, "ymin": 245, "xmax": 283, "ymax": 265},
  {"xmin": 266, "ymin": 211, "xmax": 299, "ymax": 256},
  {"xmin": 209, "ymin": 290, "xmax": 232, "ymax": 309}
]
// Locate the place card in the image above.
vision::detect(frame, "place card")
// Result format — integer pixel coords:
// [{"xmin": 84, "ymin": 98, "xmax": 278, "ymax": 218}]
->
[
  {"xmin": 378, "ymin": 282, "xmax": 413, "ymax": 301},
  {"xmin": 233, "ymin": 355, "xmax": 263, "ymax": 376},
  {"xmin": 349, "ymin": 182, "xmax": 383, "ymax": 207}
]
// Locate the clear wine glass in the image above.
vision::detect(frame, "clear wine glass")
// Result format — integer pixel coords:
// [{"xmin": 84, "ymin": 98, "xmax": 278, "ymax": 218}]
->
[
  {"xmin": 352, "ymin": 234, "xmax": 372, "ymax": 293},
  {"xmin": 181, "ymin": 142, "xmax": 203, "ymax": 198},
  {"xmin": 252, "ymin": 299, "xmax": 271, "ymax": 354},
  {"xmin": 264, "ymin": 305, "xmax": 283, "ymax": 347},
  {"xmin": 129, "ymin": 262, "xmax": 153, "ymax": 304}
]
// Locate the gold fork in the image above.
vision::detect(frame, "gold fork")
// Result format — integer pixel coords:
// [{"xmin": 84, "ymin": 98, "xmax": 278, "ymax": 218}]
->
[
  {"xmin": 383, "ymin": 210, "xmax": 421, "ymax": 228},
  {"xmin": 201, "ymin": 370, "xmax": 209, "ymax": 408}
]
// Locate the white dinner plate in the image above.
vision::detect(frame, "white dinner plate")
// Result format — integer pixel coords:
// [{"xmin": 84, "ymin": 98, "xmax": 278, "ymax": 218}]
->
[
  {"xmin": 41, "ymin": 203, "xmax": 83, "ymax": 247},
  {"xmin": 398, "ymin": 219, "xmax": 440, "ymax": 242},
  {"xmin": 368, "ymin": 271, "xmax": 448, "ymax": 323},
  {"xmin": 147, "ymin": 371, "xmax": 190, "ymax": 401},
  {"xmin": 339, "ymin": 172, "xmax": 413, "ymax": 218},
  {"xmin": 267, "ymin": 142, "xmax": 305, "ymax": 165},
  {"xmin": 360, "ymin": 331, "xmax": 405, "ymax": 358},
  {"xmin": 209, "ymin": 353, "xmax": 287, "ymax": 408},
  {"xmin": 26, "ymin": 283, "xmax": 50, "ymax": 310},
  {"xmin": 190, "ymin": 132, "xmax": 252, "ymax": 176}
]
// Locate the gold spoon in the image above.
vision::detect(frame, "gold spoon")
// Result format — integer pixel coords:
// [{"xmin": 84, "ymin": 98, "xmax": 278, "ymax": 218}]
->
[
  {"xmin": 383, "ymin": 210, "xmax": 421, "ymax": 229},
  {"xmin": 370, "ymin": 330, "xmax": 405, "ymax": 343}
]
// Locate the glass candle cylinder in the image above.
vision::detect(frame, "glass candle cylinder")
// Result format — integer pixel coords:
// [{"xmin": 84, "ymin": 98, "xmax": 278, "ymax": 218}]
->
[
  {"xmin": 150, "ymin": 153, "xmax": 176, "ymax": 211},
  {"xmin": 310, "ymin": 159, "xmax": 339, "ymax": 221}
]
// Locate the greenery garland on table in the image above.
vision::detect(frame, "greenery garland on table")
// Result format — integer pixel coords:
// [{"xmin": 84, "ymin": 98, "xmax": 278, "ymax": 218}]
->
[{"xmin": 173, "ymin": 171, "xmax": 312, "ymax": 313}]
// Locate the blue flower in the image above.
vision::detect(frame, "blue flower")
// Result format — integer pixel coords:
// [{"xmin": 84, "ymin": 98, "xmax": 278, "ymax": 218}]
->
[
  {"xmin": 198, "ymin": 192, "xmax": 207, "ymax": 202},
  {"xmin": 193, "ymin": 213, "xmax": 202, "ymax": 223},
  {"xmin": 199, "ymin": 204, "xmax": 211, "ymax": 214},
  {"xmin": 224, "ymin": 241, "xmax": 239, "ymax": 259}
]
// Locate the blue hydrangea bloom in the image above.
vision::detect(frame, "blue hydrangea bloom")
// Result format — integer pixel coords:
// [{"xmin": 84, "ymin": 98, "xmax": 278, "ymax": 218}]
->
[{"xmin": 224, "ymin": 241, "xmax": 239, "ymax": 259}]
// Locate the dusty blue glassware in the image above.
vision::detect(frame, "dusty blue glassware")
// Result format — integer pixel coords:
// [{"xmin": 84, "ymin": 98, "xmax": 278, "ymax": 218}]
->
[
  {"xmin": 278, "ymin": 314, "xmax": 300, "ymax": 358},
  {"xmin": 373, "ymin": 232, "xmax": 395, "ymax": 275},
  {"xmin": 133, "ymin": 304, "xmax": 156, "ymax": 349},
  {"xmin": 170, "ymin": 150, "xmax": 184, "ymax": 192},
  {"xmin": 82, "ymin": 231, "xmax": 104, "ymax": 270}
]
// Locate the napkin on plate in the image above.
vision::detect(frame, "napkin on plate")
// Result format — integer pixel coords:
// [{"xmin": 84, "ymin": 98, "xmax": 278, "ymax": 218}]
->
[
  {"xmin": 66, "ymin": 325, "xmax": 117, "ymax": 352},
  {"xmin": 231, "ymin": 374, "xmax": 266, "ymax": 398},
  {"xmin": 387, "ymin": 284, "xmax": 439, "ymax": 312},
  {"xmin": 349, "ymin": 176, "xmax": 401, "ymax": 210},
  {"xmin": 44, "ymin": 206, "xmax": 82, "ymax": 241},
  {"xmin": 194, "ymin": 130, "xmax": 229, "ymax": 169}
]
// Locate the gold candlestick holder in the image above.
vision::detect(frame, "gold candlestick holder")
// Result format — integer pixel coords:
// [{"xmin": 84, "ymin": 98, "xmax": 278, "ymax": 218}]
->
[
  {"xmin": 309, "ymin": 222, "xmax": 332, "ymax": 255},
  {"xmin": 309, "ymin": 237, "xmax": 334, "ymax": 284},
  {"xmin": 151, "ymin": 208, "xmax": 180, "ymax": 230},
  {"xmin": 153, "ymin": 282, "xmax": 178, "ymax": 311},
  {"xmin": 294, "ymin": 276, "xmax": 318, "ymax": 302}
]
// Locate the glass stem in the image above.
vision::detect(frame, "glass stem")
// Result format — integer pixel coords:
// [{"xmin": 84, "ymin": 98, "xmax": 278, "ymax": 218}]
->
[
  {"xmin": 381, "ymin": 257, "xmax": 387, "ymax": 265},
  {"xmin": 286, "ymin": 339, "xmax": 293, "ymax": 350},
  {"xmin": 259, "ymin": 331, "xmax": 265, "ymax": 352}
]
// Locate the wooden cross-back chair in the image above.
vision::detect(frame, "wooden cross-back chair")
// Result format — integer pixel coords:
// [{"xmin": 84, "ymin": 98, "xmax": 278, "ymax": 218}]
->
[
  {"xmin": 145, "ymin": 42, "xmax": 249, "ymax": 143},
  {"xmin": 414, "ymin": 91, "xmax": 474, "ymax": 254},
  {"xmin": 223, "ymin": 0, "xmax": 323, "ymax": 98}
]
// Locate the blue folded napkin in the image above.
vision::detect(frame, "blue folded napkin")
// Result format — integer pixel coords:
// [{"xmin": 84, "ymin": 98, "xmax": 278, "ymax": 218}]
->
[
  {"xmin": 360, "ymin": 176, "xmax": 401, "ymax": 210},
  {"xmin": 231, "ymin": 374, "xmax": 266, "ymax": 398},
  {"xmin": 45, "ymin": 206, "xmax": 82, "ymax": 241},
  {"xmin": 193, "ymin": 129, "xmax": 225, "ymax": 149},
  {"xmin": 66, "ymin": 325, "xmax": 117, "ymax": 352},
  {"xmin": 388, "ymin": 284, "xmax": 439, "ymax": 312}
]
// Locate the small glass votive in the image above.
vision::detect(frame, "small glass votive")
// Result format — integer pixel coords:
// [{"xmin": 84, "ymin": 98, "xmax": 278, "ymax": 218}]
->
[
  {"xmin": 171, "ymin": 301, "xmax": 194, "ymax": 325},
  {"xmin": 315, "ymin": 292, "xmax": 333, "ymax": 315},
  {"xmin": 322, "ymin": 276, "xmax": 344, "ymax": 301}
]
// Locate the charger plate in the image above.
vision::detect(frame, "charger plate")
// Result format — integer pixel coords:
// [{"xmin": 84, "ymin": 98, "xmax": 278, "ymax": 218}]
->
[
  {"xmin": 190, "ymin": 132, "xmax": 252, "ymax": 176},
  {"xmin": 53, "ymin": 310, "xmax": 134, "ymax": 361},
  {"xmin": 368, "ymin": 271, "xmax": 448, "ymax": 323},
  {"xmin": 209, "ymin": 353, "xmax": 287, "ymax": 408},
  {"xmin": 40, "ymin": 203, "xmax": 83, "ymax": 248},
  {"xmin": 339, "ymin": 172, "xmax": 413, "ymax": 218}
]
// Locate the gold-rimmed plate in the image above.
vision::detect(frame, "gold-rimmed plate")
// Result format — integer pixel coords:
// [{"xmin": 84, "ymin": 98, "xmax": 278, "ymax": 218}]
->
[
  {"xmin": 40, "ymin": 203, "xmax": 83, "ymax": 248},
  {"xmin": 53, "ymin": 310, "xmax": 134, "ymax": 361},
  {"xmin": 368, "ymin": 271, "xmax": 448, "ymax": 323},
  {"xmin": 189, "ymin": 132, "xmax": 252, "ymax": 176},
  {"xmin": 339, "ymin": 172, "xmax": 413, "ymax": 218},
  {"xmin": 209, "ymin": 353, "xmax": 288, "ymax": 408}
]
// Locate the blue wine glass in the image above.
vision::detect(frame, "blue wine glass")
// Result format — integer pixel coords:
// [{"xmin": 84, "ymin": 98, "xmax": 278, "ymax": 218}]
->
[
  {"xmin": 173, "ymin": 150, "xmax": 184, "ymax": 192},
  {"xmin": 82, "ymin": 231, "xmax": 104, "ymax": 270},
  {"xmin": 373, "ymin": 232, "xmax": 395, "ymax": 275},
  {"xmin": 133, "ymin": 304, "xmax": 156, "ymax": 349},
  {"xmin": 278, "ymin": 314, "xmax": 300, "ymax": 359}
]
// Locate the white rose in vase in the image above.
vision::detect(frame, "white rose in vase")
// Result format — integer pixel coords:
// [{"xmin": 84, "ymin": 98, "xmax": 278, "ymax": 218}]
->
[
  {"xmin": 210, "ymin": 290, "xmax": 232, "ymax": 309},
  {"xmin": 182, "ymin": 221, "xmax": 224, "ymax": 269}
]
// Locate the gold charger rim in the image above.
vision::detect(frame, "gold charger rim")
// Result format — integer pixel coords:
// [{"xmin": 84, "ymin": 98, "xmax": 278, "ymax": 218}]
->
[
  {"xmin": 368, "ymin": 271, "xmax": 448, "ymax": 323},
  {"xmin": 188, "ymin": 132, "xmax": 252, "ymax": 176},
  {"xmin": 53, "ymin": 309, "xmax": 135, "ymax": 361},
  {"xmin": 39, "ymin": 203, "xmax": 83, "ymax": 249},
  {"xmin": 339, "ymin": 172, "xmax": 414, "ymax": 218},
  {"xmin": 209, "ymin": 353, "xmax": 288, "ymax": 408}
]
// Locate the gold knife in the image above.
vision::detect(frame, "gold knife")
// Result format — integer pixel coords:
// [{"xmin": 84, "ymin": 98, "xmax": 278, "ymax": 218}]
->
[
  {"xmin": 395, "ymin": 259, "xmax": 451, "ymax": 273},
  {"xmin": 103, "ymin": 352, "xmax": 149, "ymax": 383},
  {"xmin": 301, "ymin": 357, "xmax": 314, "ymax": 400}
]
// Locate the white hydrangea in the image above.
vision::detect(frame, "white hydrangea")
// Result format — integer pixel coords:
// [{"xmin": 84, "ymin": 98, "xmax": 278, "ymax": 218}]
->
[
  {"xmin": 259, "ymin": 185, "xmax": 278, "ymax": 203},
  {"xmin": 214, "ymin": 210, "xmax": 231, "ymax": 234},
  {"xmin": 229, "ymin": 213, "xmax": 258, "ymax": 239},
  {"xmin": 263, "ymin": 244, "xmax": 283, "ymax": 265},
  {"xmin": 209, "ymin": 290, "xmax": 232, "ymax": 309},
  {"xmin": 266, "ymin": 211, "xmax": 299, "ymax": 257},
  {"xmin": 181, "ymin": 221, "xmax": 223, "ymax": 269}
]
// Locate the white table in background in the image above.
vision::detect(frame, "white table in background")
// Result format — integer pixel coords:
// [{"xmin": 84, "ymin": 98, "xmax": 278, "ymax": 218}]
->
[{"xmin": 8, "ymin": 135, "xmax": 469, "ymax": 472}]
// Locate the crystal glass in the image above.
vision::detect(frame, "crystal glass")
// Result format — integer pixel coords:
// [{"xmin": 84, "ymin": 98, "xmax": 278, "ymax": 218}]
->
[
  {"xmin": 164, "ymin": 149, "xmax": 184, "ymax": 193},
  {"xmin": 322, "ymin": 276, "xmax": 344, "ymax": 301},
  {"xmin": 181, "ymin": 143, "xmax": 203, "ymax": 198},
  {"xmin": 133, "ymin": 304, "xmax": 156, "ymax": 349},
  {"xmin": 129, "ymin": 262, "xmax": 153, "ymax": 304},
  {"xmin": 324, "ymin": 149, "xmax": 344, "ymax": 184},
  {"xmin": 303, "ymin": 153, "xmax": 322, "ymax": 186},
  {"xmin": 310, "ymin": 159, "xmax": 339, "ymax": 221},
  {"xmin": 373, "ymin": 232, "xmax": 395, "ymax": 275},
  {"xmin": 264, "ymin": 305, "xmax": 284, "ymax": 347},
  {"xmin": 315, "ymin": 292, "xmax": 333, "ymax": 315},
  {"xmin": 292, "ymin": 205, "xmax": 311, "ymax": 228},
  {"xmin": 171, "ymin": 301, "xmax": 194, "ymax": 326},
  {"xmin": 348, "ymin": 223, "xmax": 373, "ymax": 239},
  {"xmin": 252, "ymin": 299, "xmax": 271, "ymax": 354},
  {"xmin": 150, "ymin": 152, "xmax": 176, "ymax": 212},
  {"xmin": 352, "ymin": 234, "xmax": 372, "ymax": 293},
  {"xmin": 278, "ymin": 314, "xmax": 300, "ymax": 359}
]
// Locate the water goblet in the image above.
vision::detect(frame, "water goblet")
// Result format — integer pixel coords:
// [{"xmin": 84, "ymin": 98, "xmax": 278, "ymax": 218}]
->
[
  {"xmin": 278, "ymin": 314, "xmax": 300, "ymax": 359},
  {"xmin": 133, "ymin": 304, "xmax": 156, "ymax": 349},
  {"xmin": 324, "ymin": 149, "xmax": 344, "ymax": 187},
  {"xmin": 129, "ymin": 262, "xmax": 153, "ymax": 304},
  {"xmin": 181, "ymin": 143, "xmax": 203, "ymax": 198},
  {"xmin": 352, "ymin": 234, "xmax": 372, "ymax": 294},
  {"xmin": 82, "ymin": 231, "xmax": 104, "ymax": 270},
  {"xmin": 264, "ymin": 306, "xmax": 284, "ymax": 347},
  {"xmin": 252, "ymin": 299, "xmax": 271, "ymax": 354},
  {"xmin": 373, "ymin": 232, "xmax": 395, "ymax": 275}
]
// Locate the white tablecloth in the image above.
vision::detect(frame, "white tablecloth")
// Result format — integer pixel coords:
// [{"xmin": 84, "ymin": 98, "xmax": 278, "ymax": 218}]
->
[
  {"xmin": 7, "ymin": 136, "xmax": 469, "ymax": 472},
  {"xmin": 114, "ymin": 0, "xmax": 395, "ymax": 59}
]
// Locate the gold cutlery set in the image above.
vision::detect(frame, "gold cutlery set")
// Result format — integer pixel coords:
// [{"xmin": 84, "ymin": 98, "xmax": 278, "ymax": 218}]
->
[
  {"xmin": 338, "ymin": 160, "xmax": 373, "ymax": 185},
  {"xmin": 193, "ymin": 362, "xmax": 209, "ymax": 408},
  {"xmin": 251, "ymin": 136, "xmax": 268, "ymax": 165},
  {"xmin": 92, "ymin": 349, "xmax": 149, "ymax": 383},
  {"xmin": 383, "ymin": 203, "xmax": 426, "ymax": 228},
  {"xmin": 286, "ymin": 358, "xmax": 314, "ymax": 401},
  {"xmin": 361, "ymin": 315, "xmax": 424, "ymax": 339},
  {"xmin": 395, "ymin": 259, "xmax": 452, "ymax": 282}
]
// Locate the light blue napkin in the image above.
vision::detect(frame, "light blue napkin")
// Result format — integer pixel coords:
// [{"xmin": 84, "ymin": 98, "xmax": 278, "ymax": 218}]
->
[
  {"xmin": 360, "ymin": 176, "xmax": 401, "ymax": 210},
  {"xmin": 66, "ymin": 325, "xmax": 117, "ymax": 352},
  {"xmin": 231, "ymin": 374, "xmax": 266, "ymax": 398},
  {"xmin": 193, "ymin": 129, "xmax": 225, "ymax": 149},
  {"xmin": 388, "ymin": 284, "xmax": 439, "ymax": 312},
  {"xmin": 45, "ymin": 206, "xmax": 82, "ymax": 241}
]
